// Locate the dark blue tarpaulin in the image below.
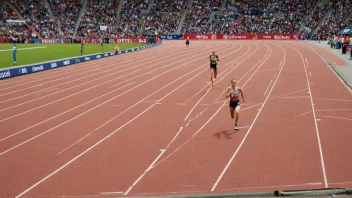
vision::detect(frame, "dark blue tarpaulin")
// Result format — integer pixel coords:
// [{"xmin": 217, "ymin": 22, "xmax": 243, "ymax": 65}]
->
[{"xmin": 336, "ymin": 27, "xmax": 352, "ymax": 35}]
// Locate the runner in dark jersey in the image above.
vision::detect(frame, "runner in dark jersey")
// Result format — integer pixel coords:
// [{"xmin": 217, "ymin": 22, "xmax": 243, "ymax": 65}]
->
[
  {"xmin": 186, "ymin": 37, "xmax": 190, "ymax": 48},
  {"xmin": 81, "ymin": 41, "xmax": 85, "ymax": 56},
  {"xmin": 209, "ymin": 51, "xmax": 219, "ymax": 87}
]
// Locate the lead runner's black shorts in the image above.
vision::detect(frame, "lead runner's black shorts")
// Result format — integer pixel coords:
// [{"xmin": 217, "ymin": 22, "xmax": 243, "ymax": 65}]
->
[{"xmin": 229, "ymin": 100, "xmax": 240, "ymax": 109}]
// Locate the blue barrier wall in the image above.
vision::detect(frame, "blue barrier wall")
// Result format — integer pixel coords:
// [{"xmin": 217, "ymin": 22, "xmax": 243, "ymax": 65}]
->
[{"xmin": 0, "ymin": 42, "xmax": 162, "ymax": 80}]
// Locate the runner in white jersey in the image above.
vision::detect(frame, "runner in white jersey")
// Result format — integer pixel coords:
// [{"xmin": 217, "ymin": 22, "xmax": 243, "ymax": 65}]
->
[{"xmin": 225, "ymin": 79, "xmax": 245, "ymax": 130}]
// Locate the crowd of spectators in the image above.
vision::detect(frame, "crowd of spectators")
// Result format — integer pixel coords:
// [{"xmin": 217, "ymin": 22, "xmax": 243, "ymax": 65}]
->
[
  {"xmin": 76, "ymin": 0, "xmax": 119, "ymax": 38},
  {"xmin": 0, "ymin": 2, "xmax": 35, "ymax": 40},
  {"xmin": 144, "ymin": 0, "xmax": 188, "ymax": 35},
  {"xmin": 49, "ymin": 0, "xmax": 83, "ymax": 38},
  {"xmin": 115, "ymin": 0, "xmax": 145, "ymax": 38},
  {"xmin": 314, "ymin": 0, "xmax": 351, "ymax": 38},
  {"xmin": 10, "ymin": 0, "xmax": 59, "ymax": 39},
  {"xmin": 182, "ymin": 0, "xmax": 220, "ymax": 34}
]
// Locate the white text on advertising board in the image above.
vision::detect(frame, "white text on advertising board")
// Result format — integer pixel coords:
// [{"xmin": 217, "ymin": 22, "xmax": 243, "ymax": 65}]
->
[
  {"xmin": 63, "ymin": 60, "xmax": 70, "ymax": 65},
  {"xmin": 0, "ymin": 70, "xmax": 11, "ymax": 79},
  {"xmin": 32, "ymin": 65, "xmax": 44, "ymax": 72}
]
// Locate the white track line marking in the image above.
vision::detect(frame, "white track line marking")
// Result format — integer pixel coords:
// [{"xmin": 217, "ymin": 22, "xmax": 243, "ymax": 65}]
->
[
  {"xmin": 316, "ymin": 108, "xmax": 352, "ymax": 112},
  {"xmin": 124, "ymin": 149, "xmax": 166, "ymax": 195},
  {"xmin": 294, "ymin": 111, "xmax": 312, "ymax": 118},
  {"xmin": 240, "ymin": 103, "xmax": 263, "ymax": 111},
  {"xmin": 141, "ymin": 100, "xmax": 159, "ymax": 103},
  {"xmin": 329, "ymin": 181, "xmax": 352, "ymax": 185},
  {"xmin": 186, "ymin": 108, "xmax": 209, "ymax": 126},
  {"xmin": 313, "ymin": 97, "xmax": 350, "ymax": 102},
  {"xmin": 133, "ymin": 190, "xmax": 206, "ymax": 196},
  {"xmin": 292, "ymin": 45, "xmax": 328, "ymax": 188},
  {"xmin": 58, "ymin": 132, "xmax": 93, "ymax": 155},
  {"xmin": 166, "ymin": 127, "xmax": 183, "ymax": 148},
  {"xmin": 277, "ymin": 96, "xmax": 310, "ymax": 99},
  {"xmin": 257, "ymin": 67, "xmax": 278, "ymax": 73},
  {"xmin": 100, "ymin": 192, "xmax": 123, "ymax": 195},
  {"xmin": 184, "ymin": 44, "xmax": 261, "ymax": 121},
  {"xmin": 270, "ymin": 88, "xmax": 308, "ymax": 99},
  {"xmin": 264, "ymin": 80, "xmax": 273, "ymax": 96},
  {"xmin": 211, "ymin": 45, "xmax": 286, "ymax": 192},
  {"xmin": 14, "ymin": 44, "xmax": 237, "ymax": 198},
  {"xmin": 222, "ymin": 182, "xmax": 322, "ymax": 191},
  {"xmin": 320, "ymin": 115, "xmax": 352, "ymax": 121}
]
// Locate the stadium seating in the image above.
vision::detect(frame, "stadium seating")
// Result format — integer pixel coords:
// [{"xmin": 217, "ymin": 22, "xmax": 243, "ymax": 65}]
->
[{"xmin": 1, "ymin": 0, "xmax": 352, "ymax": 41}]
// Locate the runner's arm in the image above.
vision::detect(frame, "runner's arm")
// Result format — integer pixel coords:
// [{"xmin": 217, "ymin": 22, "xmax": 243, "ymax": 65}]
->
[
  {"xmin": 225, "ymin": 87, "xmax": 232, "ymax": 99},
  {"xmin": 239, "ymin": 87, "xmax": 245, "ymax": 102}
]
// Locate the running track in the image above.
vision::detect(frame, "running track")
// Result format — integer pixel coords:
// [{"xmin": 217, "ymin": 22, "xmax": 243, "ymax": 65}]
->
[{"xmin": 1, "ymin": 40, "xmax": 352, "ymax": 198}]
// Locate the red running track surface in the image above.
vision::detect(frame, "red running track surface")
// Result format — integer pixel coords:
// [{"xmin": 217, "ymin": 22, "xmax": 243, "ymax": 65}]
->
[{"xmin": 0, "ymin": 40, "xmax": 352, "ymax": 198}]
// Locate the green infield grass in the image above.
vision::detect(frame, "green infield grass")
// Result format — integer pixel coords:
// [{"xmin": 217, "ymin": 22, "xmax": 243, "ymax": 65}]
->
[{"xmin": 0, "ymin": 43, "xmax": 146, "ymax": 68}]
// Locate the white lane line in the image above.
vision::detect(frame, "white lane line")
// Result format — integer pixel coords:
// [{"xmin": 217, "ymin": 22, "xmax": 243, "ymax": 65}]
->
[
  {"xmin": 264, "ymin": 80, "xmax": 273, "ymax": 96},
  {"xmin": 222, "ymin": 182, "xmax": 322, "ymax": 191},
  {"xmin": 186, "ymin": 107, "xmax": 209, "ymax": 126},
  {"xmin": 166, "ymin": 127, "xmax": 184, "ymax": 148},
  {"xmin": 100, "ymin": 192, "xmax": 123, "ymax": 195},
  {"xmin": 124, "ymin": 149, "xmax": 166, "ymax": 195},
  {"xmin": 211, "ymin": 46, "xmax": 286, "ymax": 192},
  {"xmin": 294, "ymin": 111, "xmax": 313, "ymax": 118},
  {"xmin": 313, "ymin": 97, "xmax": 350, "ymax": 102},
  {"xmin": 269, "ymin": 88, "xmax": 308, "ymax": 99},
  {"xmin": 292, "ymin": 45, "xmax": 328, "ymax": 188},
  {"xmin": 58, "ymin": 132, "xmax": 93, "ymax": 155},
  {"xmin": 240, "ymin": 103, "xmax": 263, "ymax": 112},
  {"xmin": 277, "ymin": 96, "xmax": 310, "ymax": 99},
  {"xmin": 257, "ymin": 67, "xmax": 278, "ymax": 73},
  {"xmin": 320, "ymin": 115, "xmax": 352, "ymax": 121},
  {"xmin": 141, "ymin": 100, "xmax": 159, "ymax": 103}
]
